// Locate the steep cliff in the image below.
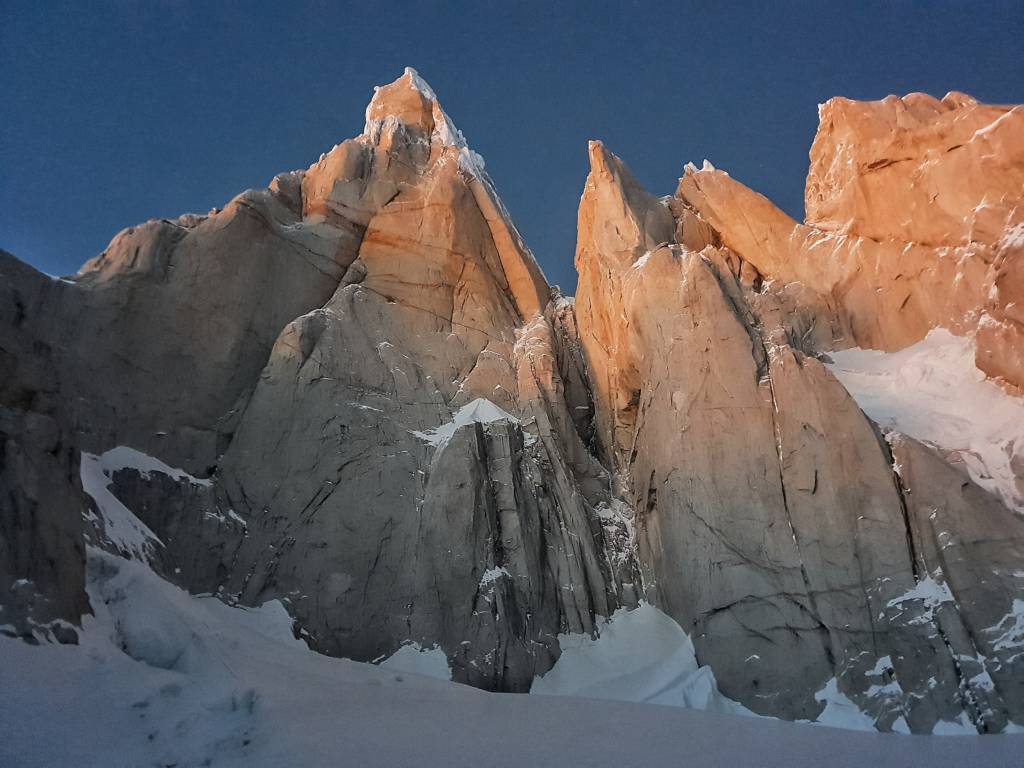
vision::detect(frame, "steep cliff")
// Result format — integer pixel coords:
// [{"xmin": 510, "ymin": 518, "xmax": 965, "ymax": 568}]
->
[
  {"xmin": 575, "ymin": 139, "xmax": 1024, "ymax": 731},
  {"xmin": 2, "ymin": 73, "xmax": 1022, "ymax": 733}
]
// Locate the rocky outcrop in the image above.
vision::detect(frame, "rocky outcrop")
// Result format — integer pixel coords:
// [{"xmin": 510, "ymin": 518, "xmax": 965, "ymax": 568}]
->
[
  {"xmin": 1, "ymin": 74, "xmax": 1022, "ymax": 733},
  {"xmin": 0, "ymin": 255, "xmax": 89, "ymax": 643},
  {"xmin": 0, "ymin": 406, "xmax": 88, "ymax": 643},
  {"xmin": 0, "ymin": 70, "xmax": 625, "ymax": 690},
  {"xmin": 890, "ymin": 434, "xmax": 1024, "ymax": 728},
  {"xmin": 805, "ymin": 93, "xmax": 1023, "ymax": 246},
  {"xmin": 677, "ymin": 93, "xmax": 1024, "ymax": 390},
  {"xmin": 574, "ymin": 140, "xmax": 1024, "ymax": 731},
  {"xmin": 574, "ymin": 141, "xmax": 674, "ymax": 477}
]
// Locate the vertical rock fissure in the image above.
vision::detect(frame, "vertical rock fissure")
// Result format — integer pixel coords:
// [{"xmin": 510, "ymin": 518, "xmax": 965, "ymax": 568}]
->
[
  {"xmin": 760, "ymin": 341, "xmax": 834, "ymax": 666},
  {"xmin": 887, "ymin": 445, "xmax": 988, "ymax": 733},
  {"xmin": 888, "ymin": 463, "xmax": 922, "ymax": 582}
]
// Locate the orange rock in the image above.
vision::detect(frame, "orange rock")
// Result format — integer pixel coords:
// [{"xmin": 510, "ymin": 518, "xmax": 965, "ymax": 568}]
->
[
  {"xmin": 806, "ymin": 93, "xmax": 1024, "ymax": 246},
  {"xmin": 676, "ymin": 91, "xmax": 1024, "ymax": 388}
]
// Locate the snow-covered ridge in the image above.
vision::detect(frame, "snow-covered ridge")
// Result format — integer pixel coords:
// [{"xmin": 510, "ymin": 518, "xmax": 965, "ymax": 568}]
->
[
  {"xmin": 80, "ymin": 451, "xmax": 163, "ymax": 560},
  {"xmin": 379, "ymin": 642, "xmax": 452, "ymax": 681},
  {"xmin": 79, "ymin": 446, "xmax": 212, "ymax": 560},
  {"xmin": 92, "ymin": 445, "xmax": 213, "ymax": 487},
  {"xmin": 826, "ymin": 328, "xmax": 1024, "ymax": 512}
]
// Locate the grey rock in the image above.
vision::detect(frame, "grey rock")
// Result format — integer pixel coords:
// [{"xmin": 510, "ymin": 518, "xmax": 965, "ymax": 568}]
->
[{"xmin": 1, "ymin": 74, "xmax": 1022, "ymax": 737}]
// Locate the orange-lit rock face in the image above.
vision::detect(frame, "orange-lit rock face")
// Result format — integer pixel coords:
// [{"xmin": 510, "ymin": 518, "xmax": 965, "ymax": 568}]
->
[
  {"xmin": 4, "ymin": 71, "xmax": 1024, "ymax": 735},
  {"xmin": 574, "ymin": 140, "xmax": 674, "ymax": 473},
  {"xmin": 574, "ymin": 141, "xmax": 1024, "ymax": 731},
  {"xmin": 806, "ymin": 93, "xmax": 1024, "ymax": 246},
  {"xmin": 676, "ymin": 92, "xmax": 1024, "ymax": 388},
  {"xmin": 364, "ymin": 71, "xmax": 437, "ymax": 135},
  {"xmin": 676, "ymin": 167, "xmax": 992, "ymax": 351},
  {"xmin": 978, "ymin": 225, "xmax": 1024, "ymax": 390}
]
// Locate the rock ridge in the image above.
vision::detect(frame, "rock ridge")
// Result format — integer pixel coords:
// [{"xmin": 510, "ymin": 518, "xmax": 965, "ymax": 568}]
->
[{"xmin": 2, "ymin": 74, "xmax": 1023, "ymax": 733}]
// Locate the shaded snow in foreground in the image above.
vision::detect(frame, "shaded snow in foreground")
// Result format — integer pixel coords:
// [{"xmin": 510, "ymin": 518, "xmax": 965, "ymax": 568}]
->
[
  {"xmin": 826, "ymin": 329, "xmax": 1024, "ymax": 512},
  {"xmin": 531, "ymin": 602, "xmax": 980, "ymax": 734},
  {"xmin": 531, "ymin": 602, "xmax": 754, "ymax": 716},
  {"xmin": 3, "ymin": 554, "xmax": 1022, "ymax": 768},
  {"xmin": 9, "ymin": 436, "xmax": 1015, "ymax": 765},
  {"xmin": 379, "ymin": 642, "xmax": 452, "ymax": 681}
]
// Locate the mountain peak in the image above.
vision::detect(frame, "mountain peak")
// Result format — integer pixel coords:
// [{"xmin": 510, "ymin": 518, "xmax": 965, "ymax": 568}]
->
[
  {"xmin": 363, "ymin": 67, "xmax": 470, "ymax": 153},
  {"xmin": 363, "ymin": 68, "xmax": 436, "ymax": 136}
]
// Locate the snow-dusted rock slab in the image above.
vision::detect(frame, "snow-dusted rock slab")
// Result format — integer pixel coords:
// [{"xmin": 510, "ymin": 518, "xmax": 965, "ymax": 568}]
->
[{"xmin": 827, "ymin": 329, "xmax": 1024, "ymax": 512}]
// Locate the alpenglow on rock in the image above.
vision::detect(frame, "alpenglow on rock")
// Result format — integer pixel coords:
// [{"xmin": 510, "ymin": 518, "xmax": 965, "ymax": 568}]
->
[{"xmin": 2, "ymin": 71, "xmax": 1023, "ymax": 733}]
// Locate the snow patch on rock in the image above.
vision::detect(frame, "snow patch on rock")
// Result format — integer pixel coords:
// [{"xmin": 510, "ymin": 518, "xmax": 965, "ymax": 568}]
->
[
  {"xmin": 479, "ymin": 566, "xmax": 511, "ymax": 587},
  {"xmin": 79, "ymin": 452, "xmax": 164, "ymax": 560},
  {"xmin": 888, "ymin": 576, "xmax": 955, "ymax": 608},
  {"xmin": 80, "ymin": 445, "xmax": 216, "ymax": 559},
  {"xmin": 826, "ymin": 328, "xmax": 1024, "ymax": 512},
  {"xmin": 812, "ymin": 678, "xmax": 878, "ymax": 731},
  {"xmin": 411, "ymin": 398, "xmax": 522, "ymax": 448},
  {"xmin": 96, "ymin": 445, "xmax": 213, "ymax": 487},
  {"xmin": 988, "ymin": 599, "xmax": 1024, "ymax": 655}
]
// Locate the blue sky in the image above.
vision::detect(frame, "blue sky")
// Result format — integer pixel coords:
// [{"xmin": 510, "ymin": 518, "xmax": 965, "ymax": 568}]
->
[{"xmin": 2, "ymin": 1, "xmax": 1022, "ymax": 291}]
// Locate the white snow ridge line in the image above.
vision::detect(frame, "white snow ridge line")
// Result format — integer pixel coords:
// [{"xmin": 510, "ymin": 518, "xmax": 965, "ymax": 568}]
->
[{"xmin": 79, "ymin": 445, "xmax": 213, "ymax": 559}]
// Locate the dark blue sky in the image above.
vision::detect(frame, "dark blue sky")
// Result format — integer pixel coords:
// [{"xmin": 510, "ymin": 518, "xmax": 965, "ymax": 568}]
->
[{"xmin": 3, "ymin": 1, "xmax": 1022, "ymax": 291}]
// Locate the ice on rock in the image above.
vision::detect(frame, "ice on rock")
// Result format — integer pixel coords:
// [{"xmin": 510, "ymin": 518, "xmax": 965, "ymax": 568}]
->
[
  {"xmin": 479, "ymin": 566, "xmax": 512, "ymax": 587},
  {"xmin": 988, "ymin": 599, "xmax": 1024, "ymax": 654}
]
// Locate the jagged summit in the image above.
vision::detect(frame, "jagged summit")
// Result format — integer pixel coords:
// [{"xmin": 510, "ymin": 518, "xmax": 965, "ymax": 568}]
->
[
  {"xmin": 361, "ymin": 67, "xmax": 485, "ymax": 176},
  {"xmin": 2, "ymin": 76, "xmax": 1024, "ymax": 742},
  {"xmin": 364, "ymin": 68, "xmax": 462, "ymax": 145}
]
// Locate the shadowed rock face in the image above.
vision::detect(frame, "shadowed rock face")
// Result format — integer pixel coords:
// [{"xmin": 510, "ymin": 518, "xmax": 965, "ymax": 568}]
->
[{"xmin": 2, "ymin": 73, "xmax": 1023, "ymax": 731}]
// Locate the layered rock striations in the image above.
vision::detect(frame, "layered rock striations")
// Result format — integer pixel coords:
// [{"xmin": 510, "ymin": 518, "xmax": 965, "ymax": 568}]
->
[{"xmin": 2, "ymin": 73, "xmax": 1023, "ymax": 732}]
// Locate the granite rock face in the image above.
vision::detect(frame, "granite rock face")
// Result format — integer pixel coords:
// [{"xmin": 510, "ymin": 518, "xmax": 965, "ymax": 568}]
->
[
  {"xmin": 573, "ymin": 142, "xmax": 1024, "ymax": 731},
  {"xmin": 1, "ymin": 70, "xmax": 623, "ymax": 691},
  {"xmin": 1, "ymin": 74, "xmax": 1022, "ymax": 732},
  {"xmin": 805, "ymin": 93, "xmax": 1024, "ymax": 246},
  {"xmin": 677, "ymin": 93, "xmax": 1024, "ymax": 390}
]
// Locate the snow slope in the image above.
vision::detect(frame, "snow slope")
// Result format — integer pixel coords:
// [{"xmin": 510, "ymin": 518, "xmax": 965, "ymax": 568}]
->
[
  {"xmin": 2, "ymin": 551, "xmax": 1021, "ymax": 768},
  {"xmin": 826, "ymin": 329, "xmax": 1024, "ymax": 512},
  {"xmin": 532, "ymin": 602, "xmax": 754, "ymax": 716}
]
